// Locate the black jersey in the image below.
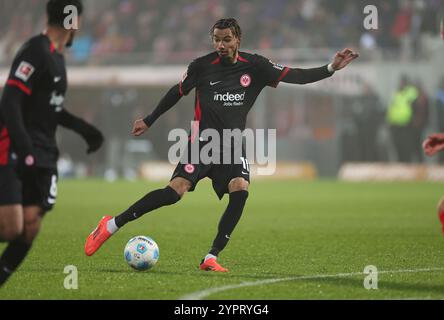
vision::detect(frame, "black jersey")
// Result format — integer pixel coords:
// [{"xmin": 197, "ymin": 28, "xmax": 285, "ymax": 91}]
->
[
  {"xmin": 179, "ymin": 51, "xmax": 291, "ymax": 134},
  {"xmin": 0, "ymin": 34, "xmax": 67, "ymax": 168}
]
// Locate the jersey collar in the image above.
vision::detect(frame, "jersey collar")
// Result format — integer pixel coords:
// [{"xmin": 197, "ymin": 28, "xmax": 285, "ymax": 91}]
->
[
  {"xmin": 211, "ymin": 52, "xmax": 249, "ymax": 65},
  {"xmin": 41, "ymin": 32, "xmax": 59, "ymax": 54}
]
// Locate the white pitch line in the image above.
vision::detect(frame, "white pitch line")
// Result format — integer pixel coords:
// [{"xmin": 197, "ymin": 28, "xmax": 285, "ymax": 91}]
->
[{"xmin": 179, "ymin": 267, "xmax": 444, "ymax": 300}]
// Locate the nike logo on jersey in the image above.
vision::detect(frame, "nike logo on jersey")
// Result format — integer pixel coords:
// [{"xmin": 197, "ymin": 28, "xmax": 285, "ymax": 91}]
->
[
  {"xmin": 210, "ymin": 81, "xmax": 222, "ymax": 86},
  {"xmin": 54, "ymin": 76, "xmax": 62, "ymax": 83}
]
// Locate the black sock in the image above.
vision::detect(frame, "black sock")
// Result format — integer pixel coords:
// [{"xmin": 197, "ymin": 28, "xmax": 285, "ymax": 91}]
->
[
  {"xmin": 114, "ymin": 186, "xmax": 181, "ymax": 228},
  {"xmin": 209, "ymin": 190, "xmax": 249, "ymax": 257},
  {"xmin": 0, "ymin": 240, "xmax": 32, "ymax": 287}
]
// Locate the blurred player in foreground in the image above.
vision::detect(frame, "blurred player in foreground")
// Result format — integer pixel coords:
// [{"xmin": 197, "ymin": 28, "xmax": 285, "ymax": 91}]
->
[
  {"xmin": 85, "ymin": 18, "xmax": 358, "ymax": 272},
  {"xmin": 0, "ymin": 0, "xmax": 103, "ymax": 287},
  {"xmin": 422, "ymin": 20, "xmax": 444, "ymax": 234},
  {"xmin": 423, "ymin": 133, "xmax": 444, "ymax": 233}
]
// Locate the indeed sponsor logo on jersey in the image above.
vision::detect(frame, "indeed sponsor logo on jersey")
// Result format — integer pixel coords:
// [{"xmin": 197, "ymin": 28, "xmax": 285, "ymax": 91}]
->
[{"xmin": 213, "ymin": 91, "xmax": 245, "ymax": 107}]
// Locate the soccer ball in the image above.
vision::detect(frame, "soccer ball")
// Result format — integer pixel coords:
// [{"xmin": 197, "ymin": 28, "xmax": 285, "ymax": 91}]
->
[{"xmin": 124, "ymin": 236, "xmax": 159, "ymax": 271}]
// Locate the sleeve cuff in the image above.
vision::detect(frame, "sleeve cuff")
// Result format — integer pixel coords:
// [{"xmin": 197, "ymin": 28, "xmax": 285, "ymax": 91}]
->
[
  {"xmin": 143, "ymin": 116, "xmax": 153, "ymax": 128},
  {"xmin": 327, "ymin": 63, "xmax": 336, "ymax": 73}
]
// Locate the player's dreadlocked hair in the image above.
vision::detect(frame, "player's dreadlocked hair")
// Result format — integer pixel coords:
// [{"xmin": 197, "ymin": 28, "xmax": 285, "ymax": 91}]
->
[
  {"xmin": 210, "ymin": 18, "xmax": 242, "ymax": 41},
  {"xmin": 47, "ymin": 0, "xmax": 83, "ymax": 27}
]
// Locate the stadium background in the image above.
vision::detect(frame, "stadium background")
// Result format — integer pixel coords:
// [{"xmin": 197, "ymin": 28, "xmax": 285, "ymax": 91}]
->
[
  {"xmin": 1, "ymin": 0, "xmax": 444, "ymax": 301},
  {"xmin": 0, "ymin": 0, "xmax": 443, "ymax": 179}
]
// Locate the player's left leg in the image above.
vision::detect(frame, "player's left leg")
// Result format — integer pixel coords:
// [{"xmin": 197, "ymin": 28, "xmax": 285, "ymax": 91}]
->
[
  {"xmin": 200, "ymin": 177, "xmax": 249, "ymax": 272},
  {"xmin": 84, "ymin": 177, "xmax": 188, "ymax": 256},
  {"xmin": 0, "ymin": 206, "xmax": 45, "ymax": 287}
]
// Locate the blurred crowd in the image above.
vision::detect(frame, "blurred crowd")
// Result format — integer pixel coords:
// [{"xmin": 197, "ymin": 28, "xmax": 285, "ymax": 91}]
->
[{"xmin": 0, "ymin": 0, "xmax": 443, "ymax": 65}]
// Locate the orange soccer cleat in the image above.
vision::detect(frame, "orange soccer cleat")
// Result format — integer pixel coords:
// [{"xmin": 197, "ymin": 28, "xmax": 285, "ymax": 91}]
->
[
  {"xmin": 199, "ymin": 258, "xmax": 228, "ymax": 272},
  {"xmin": 85, "ymin": 216, "xmax": 114, "ymax": 256}
]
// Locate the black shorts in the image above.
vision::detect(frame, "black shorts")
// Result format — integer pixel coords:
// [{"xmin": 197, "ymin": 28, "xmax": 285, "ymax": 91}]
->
[
  {"xmin": 0, "ymin": 165, "xmax": 58, "ymax": 212},
  {"xmin": 170, "ymin": 141, "xmax": 250, "ymax": 199}
]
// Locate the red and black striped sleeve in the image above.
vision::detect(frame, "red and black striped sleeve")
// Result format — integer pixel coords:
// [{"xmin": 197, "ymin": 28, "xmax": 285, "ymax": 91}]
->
[
  {"xmin": 0, "ymin": 85, "xmax": 34, "ymax": 159},
  {"xmin": 0, "ymin": 40, "xmax": 44, "ymax": 160}
]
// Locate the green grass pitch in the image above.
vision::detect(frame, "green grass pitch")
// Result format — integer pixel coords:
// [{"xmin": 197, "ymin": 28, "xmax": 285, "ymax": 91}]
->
[{"xmin": 1, "ymin": 179, "xmax": 444, "ymax": 299}]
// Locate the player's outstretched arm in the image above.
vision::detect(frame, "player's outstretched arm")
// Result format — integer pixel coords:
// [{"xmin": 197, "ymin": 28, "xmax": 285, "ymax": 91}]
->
[
  {"xmin": 57, "ymin": 109, "xmax": 104, "ymax": 153},
  {"xmin": 133, "ymin": 84, "xmax": 183, "ymax": 137},
  {"xmin": 423, "ymin": 133, "xmax": 444, "ymax": 156},
  {"xmin": 280, "ymin": 48, "xmax": 359, "ymax": 85}
]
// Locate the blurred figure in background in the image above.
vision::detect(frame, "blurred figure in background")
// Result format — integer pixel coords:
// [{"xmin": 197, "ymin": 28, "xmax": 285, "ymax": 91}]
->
[
  {"xmin": 340, "ymin": 83, "xmax": 384, "ymax": 163},
  {"xmin": 101, "ymin": 88, "xmax": 136, "ymax": 181},
  {"xmin": 354, "ymin": 83, "xmax": 385, "ymax": 162},
  {"xmin": 386, "ymin": 75, "xmax": 418, "ymax": 162},
  {"xmin": 410, "ymin": 80, "xmax": 429, "ymax": 163}
]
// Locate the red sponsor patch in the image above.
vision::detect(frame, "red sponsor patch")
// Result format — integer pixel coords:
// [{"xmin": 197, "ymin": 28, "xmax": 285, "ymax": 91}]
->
[
  {"xmin": 184, "ymin": 164, "xmax": 195, "ymax": 174},
  {"xmin": 240, "ymin": 74, "xmax": 251, "ymax": 88}
]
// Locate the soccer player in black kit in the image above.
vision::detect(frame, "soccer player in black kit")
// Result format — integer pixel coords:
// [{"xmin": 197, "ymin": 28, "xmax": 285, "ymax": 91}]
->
[
  {"xmin": 85, "ymin": 18, "xmax": 358, "ymax": 272},
  {"xmin": 0, "ymin": 0, "xmax": 103, "ymax": 286}
]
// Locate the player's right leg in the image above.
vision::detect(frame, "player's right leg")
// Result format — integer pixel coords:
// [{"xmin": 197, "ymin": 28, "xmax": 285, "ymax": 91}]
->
[
  {"xmin": 199, "ymin": 177, "xmax": 249, "ymax": 272},
  {"xmin": 84, "ymin": 177, "xmax": 190, "ymax": 256}
]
